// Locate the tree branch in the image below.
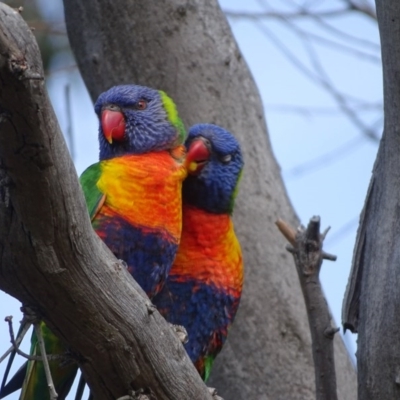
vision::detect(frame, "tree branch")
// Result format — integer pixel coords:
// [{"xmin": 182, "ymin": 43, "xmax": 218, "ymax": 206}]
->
[
  {"xmin": 276, "ymin": 217, "xmax": 339, "ymax": 400},
  {"xmin": 341, "ymin": 0, "xmax": 377, "ymax": 20},
  {"xmin": 224, "ymin": 2, "xmax": 376, "ymax": 21},
  {"xmin": 224, "ymin": 8, "xmax": 352, "ymax": 20},
  {"xmin": 0, "ymin": 4, "xmax": 211, "ymax": 400}
]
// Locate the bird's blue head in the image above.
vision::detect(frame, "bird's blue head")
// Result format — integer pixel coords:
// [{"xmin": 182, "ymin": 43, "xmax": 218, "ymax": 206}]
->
[
  {"xmin": 94, "ymin": 85, "xmax": 186, "ymax": 160},
  {"xmin": 183, "ymin": 124, "xmax": 244, "ymax": 214}
]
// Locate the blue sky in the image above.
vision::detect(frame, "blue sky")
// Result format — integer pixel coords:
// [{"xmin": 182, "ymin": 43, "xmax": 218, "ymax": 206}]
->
[{"xmin": 0, "ymin": 0, "xmax": 380, "ymax": 397}]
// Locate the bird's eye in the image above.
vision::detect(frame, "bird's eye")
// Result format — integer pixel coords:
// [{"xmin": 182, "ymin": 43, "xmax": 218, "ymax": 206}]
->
[
  {"xmin": 107, "ymin": 104, "xmax": 119, "ymax": 111},
  {"xmin": 220, "ymin": 154, "xmax": 232, "ymax": 164},
  {"xmin": 136, "ymin": 100, "xmax": 148, "ymax": 110},
  {"xmin": 203, "ymin": 138, "xmax": 211, "ymax": 148}
]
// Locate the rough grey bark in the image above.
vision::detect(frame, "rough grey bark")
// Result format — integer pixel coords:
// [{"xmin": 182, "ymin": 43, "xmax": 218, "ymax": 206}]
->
[
  {"xmin": 342, "ymin": 0, "xmax": 400, "ymax": 398},
  {"xmin": 0, "ymin": 5, "xmax": 212, "ymax": 400},
  {"xmin": 63, "ymin": 1, "xmax": 357, "ymax": 398},
  {"xmin": 277, "ymin": 217, "xmax": 339, "ymax": 400}
]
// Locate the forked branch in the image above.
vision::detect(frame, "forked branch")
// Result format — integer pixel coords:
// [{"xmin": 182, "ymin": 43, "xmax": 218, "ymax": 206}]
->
[{"xmin": 276, "ymin": 216, "xmax": 339, "ymax": 400}]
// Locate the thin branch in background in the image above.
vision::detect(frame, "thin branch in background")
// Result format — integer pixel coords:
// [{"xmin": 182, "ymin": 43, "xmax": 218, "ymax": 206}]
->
[
  {"xmin": 64, "ymin": 84, "xmax": 75, "ymax": 161},
  {"xmin": 341, "ymin": 0, "xmax": 377, "ymax": 19},
  {"xmin": 254, "ymin": 21, "xmax": 380, "ymax": 143},
  {"xmin": 301, "ymin": 36, "xmax": 380, "ymax": 141},
  {"xmin": 272, "ymin": 3, "xmax": 381, "ymax": 114},
  {"xmin": 225, "ymin": 2, "xmax": 380, "ymax": 75},
  {"xmin": 284, "ymin": 115, "xmax": 381, "ymax": 178},
  {"xmin": 225, "ymin": 1, "xmax": 381, "ymax": 154},
  {"xmin": 325, "ymin": 216, "xmax": 359, "ymax": 245},
  {"xmin": 45, "ymin": 64, "xmax": 78, "ymax": 77},
  {"xmin": 278, "ymin": 18, "xmax": 380, "ymax": 63},
  {"xmin": 284, "ymin": 0, "xmax": 379, "ymax": 55},
  {"xmin": 284, "ymin": 136, "xmax": 364, "ymax": 178},
  {"xmin": 267, "ymin": 102, "xmax": 382, "ymax": 116},
  {"xmin": 254, "ymin": 22, "xmax": 322, "ymax": 86},
  {"xmin": 267, "ymin": 104, "xmax": 346, "ymax": 117},
  {"xmin": 309, "ymin": 12, "xmax": 380, "ymax": 51},
  {"xmin": 225, "ymin": 0, "xmax": 376, "ymax": 21},
  {"xmin": 284, "ymin": 0, "xmax": 377, "ymax": 21},
  {"xmin": 224, "ymin": 7, "xmax": 351, "ymax": 20}
]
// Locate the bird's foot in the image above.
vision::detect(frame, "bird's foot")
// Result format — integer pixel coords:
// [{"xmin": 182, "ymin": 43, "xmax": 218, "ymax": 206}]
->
[
  {"xmin": 208, "ymin": 387, "xmax": 224, "ymax": 400},
  {"xmin": 60, "ymin": 348, "xmax": 82, "ymax": 367},
  {"xmin": 169, "ymin": 323, "xmax": 188, "ymax": 344},
  {"xmin": 118, "ymin": 259, "xmax": 129, "ymax": 270},
  {"xmin": 145, "ymin": 302, "xmax": 157, "ymax": 315},
  {"xmin": 116, "ymin": 388, "xmax": 154, "ymax": 400}
]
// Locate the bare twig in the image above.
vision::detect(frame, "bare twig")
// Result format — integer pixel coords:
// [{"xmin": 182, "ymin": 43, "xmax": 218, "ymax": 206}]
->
[
  {"xmin": 3, "ymin": 316, "xmax": 64, "ymax": 362},
  {"xmin": 224, "ymin": 8, "xmax": 352, "ymax": 20},
  {"xmin": 341, "ymin": 0, "xmax": 377, "ymax": 19},
  {"xmin": 276, "ymin": 216, "xmax": 339, "ymax": 400},
  {"xmin": 302, "ymin": 36, "xmax": 380, "ymax": 142},
  {"xmin": 5, "ymin": 316, "xmax": 37, "ymax": 361},
  {"xmin": 325, "ymin": 216, "xmax": 359, "ymax": 245},
  {"xmin": 285, "ymin": 136, "xmax": 364, "ymax": 178},
  {"xmin": 275, "ymin": 218, "xmax": 296, "ymax": 246},
  {"xmin": 309, "ymin": 12, "xmax": 379, "ymax": 50},
  {"xmin": 224, "ymin": 1, "xmax": 376, "ymax": 20},
  {"xmin": 34, "ymin": 323, "xmax": 59, "ymax": 400},
  {"xmin": 0, "ymin": 317, "xmax": 31, "ymax": 363},
  {"xmin": 285, "ymin": 115, "xmax": 382, "ymax": 178},
  {"xmin": 266, "ymin": 102, "xmax": 382, "ymax": 116},
  {"xmin": 278, "ymin": 16, "xmax": 380, "ymax": 63}
]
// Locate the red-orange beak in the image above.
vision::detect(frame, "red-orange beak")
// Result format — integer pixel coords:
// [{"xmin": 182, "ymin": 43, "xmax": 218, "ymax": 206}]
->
[
  {"xmin": 186, "ymin": 138, "xmax": 211, "ymax": 175},
  {"xmin": 101, "ymin": 109, "xmax": 126, "ymax": 144}
]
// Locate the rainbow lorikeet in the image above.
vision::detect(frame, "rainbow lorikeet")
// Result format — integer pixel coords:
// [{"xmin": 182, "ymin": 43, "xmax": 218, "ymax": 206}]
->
[
  {"xmin": 0, "ymin": 84, "xmax": 187, "ymax": 400},
  {"xmin": 152, "ymin": 123, "xmax": 244, "ymax": 381}
]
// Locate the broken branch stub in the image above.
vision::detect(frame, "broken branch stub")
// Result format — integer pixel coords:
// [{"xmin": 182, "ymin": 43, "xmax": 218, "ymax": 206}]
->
[{"xmin": 276, "ymin": 216, "xmax": 339, "ymax": 400}]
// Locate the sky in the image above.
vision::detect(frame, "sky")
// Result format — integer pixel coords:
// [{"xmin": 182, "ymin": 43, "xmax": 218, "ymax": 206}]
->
[{"xmin": 0, "ymin": 0, "xmax": 381, "ymax": 397}]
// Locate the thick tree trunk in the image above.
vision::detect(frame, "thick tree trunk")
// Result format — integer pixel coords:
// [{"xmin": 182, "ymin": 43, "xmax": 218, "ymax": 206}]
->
[
  {"xmin": 343, "ymin": 1, "xmax": 400, "ymax": 399},
  {"xmin": 63, "ymin": 1, "xmax": 356, "ymax": 398},
  {"xmin": 0, "ymin": 5, "xmax": 212, "ymax": 400}
]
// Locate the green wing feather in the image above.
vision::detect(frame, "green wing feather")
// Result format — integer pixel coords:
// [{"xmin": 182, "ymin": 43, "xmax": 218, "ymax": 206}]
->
[
  {"xmin": 79, "ymin": 162, "xmax": 105, "ymax": 221},
  {"xmin": 203, "ymin": 356, "xmax": 215, "ymax": 382}
]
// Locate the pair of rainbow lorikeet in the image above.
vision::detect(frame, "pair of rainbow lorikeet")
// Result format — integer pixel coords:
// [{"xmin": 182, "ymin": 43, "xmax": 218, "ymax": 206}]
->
[{"xmin": 0, "ymin": 84, "xmax": 244, "ymax": 399}]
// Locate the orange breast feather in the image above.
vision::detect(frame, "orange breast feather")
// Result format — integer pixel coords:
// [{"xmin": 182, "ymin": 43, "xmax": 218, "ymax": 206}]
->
[{"xmin": 97, "ymin": 148, "xmax": 187, "ymax": 240}]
